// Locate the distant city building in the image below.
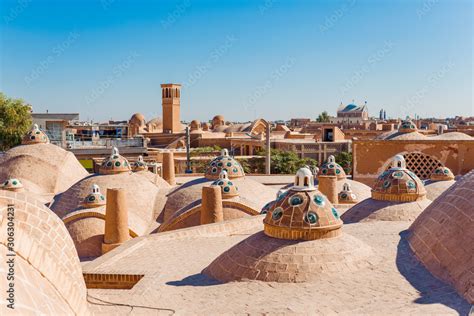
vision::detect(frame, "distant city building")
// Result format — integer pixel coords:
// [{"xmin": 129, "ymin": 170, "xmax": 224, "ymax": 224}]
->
[{"xmin": 330, "ymin": 101, "xmax": 369, "ymax": 124}]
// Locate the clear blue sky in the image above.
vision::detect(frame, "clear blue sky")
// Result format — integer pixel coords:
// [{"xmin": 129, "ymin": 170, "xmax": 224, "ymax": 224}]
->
[{"xmin": 1, "ymin": 0, "xmax": 472, "ymax": 122}]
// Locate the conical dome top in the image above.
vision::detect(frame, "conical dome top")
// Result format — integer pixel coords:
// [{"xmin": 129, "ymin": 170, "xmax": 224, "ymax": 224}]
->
[
  {"xmin": 22, "ymin": 124, "xmax": 49, "ymax": 145},
  {"xmin": 1, "ymin": 178, "xmax": 23, "ymax": 191},
  {"xmin": 132, "ymin": 155, "xmax": 147, "ymax": 172},
  {"xmin": 80, "ymin": 184, "xmax": 106, "ymax": 208},
  {"xmin": 398, "ymin": 119, "xmax": 417, "ymax": 133},
  {"xmin": 430, "ymin": 166, "xmax": 454, "ymax": 181},
  {"xmin": 99, "ymin": 147, "xmax": 131, "ymax": 175},
  {"xmin": 205, "ymin": 149, "xmax": 245, "ymax": 180},
  {"xmin": 318, "ymin": 155, "xmax": 346, "ymax": 179},
  {"xmin": 211, "ymin": 170, "xmax": 239, "ymax": 198}
]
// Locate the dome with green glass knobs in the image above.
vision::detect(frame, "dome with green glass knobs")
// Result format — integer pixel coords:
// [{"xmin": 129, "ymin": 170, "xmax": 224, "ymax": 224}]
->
[
  {"xmin": 1, "ymin": 178, "xmax": 24, "ymax": 191},
  {"xmin": 80, "ymin": 184, "xmax": 106, "ymax": 208},
  {"xmin": 99, "ymin": 147, "xmax": 131, "ymax": 175},
  {"xmin": 263, "ymin": 167, "xmax": 342, "ymax": 240},
  {"xmin": 22, "ymin": 124, "xmax": 49, "ymax": 145},
  {"xmin": 318, "ymin": 155, "xmax": 346, "ymax": 180},
  {"xmin": 430, "ymin": 166, "xmax": 454, "ymax": 181},
  {"xmin": 132, "ymin": 155, "xmax": 147, "ymax": 172},
  {"xmin": 398, "ymin": 119, "xmax": 418, "ymax": 133},
  {"xmin": 211, "ymin": 170, "xmax": 239, "ymax": 198},
  {"xmin": 205, "ymin": 149, "xmax": 245, "ymax": 180}
]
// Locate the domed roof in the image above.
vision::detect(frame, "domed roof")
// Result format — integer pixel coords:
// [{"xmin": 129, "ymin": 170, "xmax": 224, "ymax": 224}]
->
[
  {"xmin": 205, "ymin": 149, "xmax": 245, "ymax": 180},
  {"xmin": 263, "ymin": 168, "xmax": 342, "ymax": 241},
  {"xmin": 398, "ymin": 119, "xmax": 417, "ymax": 133},
  {"xmin": 1, "ymin": 178, "xmax": 23, "ymax": 191},
  {"xmin": 130, "ymin": 113, "xmax": 145, "ymax": 125},
  {"xmin": 372, "ymin": 155, "xmax": 426, "ymax": 202},
  {"xmin": 80, "ymin": 184, "xmax": 106, "ymax": 208},
  {"xmin": 21, "ymin": 124, "xmax": 49, "ymax": 145},
  {"xmin": 132, "ymin": 155, "xmax": 147, "ymax": 172},
  {"xmin": 408, "ymin": 170, "xmax": 474, "ymax": 304},
  {"xmin": 190, "ymin": 119, "xmax": 201, "ymax": 130},
  {"xmin": 338, "ymin": 182, "xmax": 357, "ymax": 204},
  {"xmin": 430, "ymin": 166, "xmax": 454, "ymax": 181},
  {"xmin": 211, "ymin": 170, "xmax": 239, "ymax": 198},
  {"xmin": 213, "ymin": 114, "xmax": 225, "ymax": 121},
  {"xmin": 0, "ymin": 143, "xmax": 88, "ymax": 200},
  {"xmin": 99, "ymin": 147, "xmax": 131, "ymax": 175},
  {"xmin": 318, "ymin": 155, "xmax": 346, "ymax": 180}
]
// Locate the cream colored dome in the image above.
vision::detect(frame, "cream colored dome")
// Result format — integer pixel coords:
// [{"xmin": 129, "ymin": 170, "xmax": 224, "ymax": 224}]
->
[
  {"xmin": 80, "ymin": 184, "xmax": 106, "ymax": 208},
  {"xmin": 99, "ymin": 147, "xmax": 131, "ymax": 175},
  {"xmin": 22, "ymin": 124, "xmax": 49, "ymax": 145},
  {"xmin": 338, "ymin": 182, "xmax": 357, "ymax": 204}
]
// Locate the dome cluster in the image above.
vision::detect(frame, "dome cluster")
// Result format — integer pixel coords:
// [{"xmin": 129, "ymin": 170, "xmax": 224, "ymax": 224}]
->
[
  {"xmin": 205, "ymin": 149, "xmax": 245, "ymax": 180},
  {"xmin": 372, "ymin": 155, "xmax": 426, "ymax": 202},
  {"xmin": 22, "ymin": 124, "xmax": 49, "ymax": 145},
  {"xmin": 99, "ymin": 147, "xmax": 131, "ymax": 174}
]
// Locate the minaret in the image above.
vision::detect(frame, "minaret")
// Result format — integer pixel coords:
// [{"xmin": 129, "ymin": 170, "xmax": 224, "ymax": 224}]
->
[{"xmin": 161, "ymin": 83, "xmax": 182, "ymax": 134}]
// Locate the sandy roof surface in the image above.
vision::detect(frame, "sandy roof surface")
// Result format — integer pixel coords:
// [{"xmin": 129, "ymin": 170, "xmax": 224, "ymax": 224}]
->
[{"xmin": 83, "ymin": 216, "xmax": 470, "ymax": 315}]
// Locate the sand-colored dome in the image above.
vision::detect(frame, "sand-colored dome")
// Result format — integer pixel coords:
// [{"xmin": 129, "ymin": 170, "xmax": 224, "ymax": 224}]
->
[
  {"xmin": 205, "ymin": 149, "xmax": 245, "ymax": 180},
  {"xmin": 80, "ymin": 184, "xmax": 106, "ymax": 208},
  {"xmin": 424, "ymin": 179, "xmax": 456, "ymax": 200},
  {"xmin": 99, "ymin": 147, "xmax": 131, "ymax": 175},
  {"xmin": 372, "ymin": 155, "xmax": 426, "ymax": 202},
  {"xmin": 0, "ymin": 192, "xmax": 89, "ymax": 314},
  {"xmin": 408, "ymin": 170, "xmax": 474, "ymax": 304},
  {"xmin": 190, "ymin": 119, "xmax": 201, "ymax": 131},
  {"xmin": 202, "ymin": 122, "xmax": 210, "ymax": 131},
  {"xmin": 1, "ymin": 178, "xmax": 23, "ymax": 192},
  {"xmin": 21, "ymin": 124, "xmax": 49, "ymax": 145},
  {"xmin": 0, "ymin": 143, "xmax": 88, "ymax": 201},
  {"xmin": 342, "ymin": 155, "xmax": 431, "ymax": 223},
  {"xmin": 398, "ymin": 119, "xmax": 417, "ymax": 133},
  {"xmin": 338, "ymin": 182, "xmax": 358, "ymax": 204},
  {"xmin": 431, "ymin": 132, "xmax": 472, "ymax": 140},
  {"xmin": 211, "ymin": 170, "xmax": 239, "ymax": 198},
  {"xmin": 131, "ymin": 155, "xmax": 147, "ymax": 172},
  {"xmin": 430, "ymin": 166, "xmax": 454, "ymax": 181},
  {"xmin": 130, "ymin": 113, "xmax": 145, "ymax": 126},
  {"xmin": 51, "ymin": 172, "xmax": 168, "ymax": 258},
  {"xmin": 318, "ymin": 155, "xmax": 346, "ymax": 180},
  {"xmin": 203, "ymin": 167, "xmax": 376, "ymax": 283},
  {"xmin": 212, "ymin": 115, "xmax": 225, "ymax": 128}
]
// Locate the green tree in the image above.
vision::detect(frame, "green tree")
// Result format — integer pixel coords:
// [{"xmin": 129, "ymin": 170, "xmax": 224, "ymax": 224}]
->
[
  {"xmin": 256, "ymin": 148, "xmax": 318, "ymax": 174},
  {"xmin": 335, "ymin": 152, "xmax": 352, "ymax": 174},
  {"xmin": 0, "ymin": 93, "xmax": 32, "ymax": 151},
  {"xmin": 316, "ymin": 111, "xmax": 330, "ymax": 123}
]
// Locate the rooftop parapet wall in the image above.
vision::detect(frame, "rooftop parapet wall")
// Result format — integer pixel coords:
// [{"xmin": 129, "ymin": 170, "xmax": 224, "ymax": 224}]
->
[{"xmin": 352, "ymin": 139, "xmax": 474, "ymax": 186}]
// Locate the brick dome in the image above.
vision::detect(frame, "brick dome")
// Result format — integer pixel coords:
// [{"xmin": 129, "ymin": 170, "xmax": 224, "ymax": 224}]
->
[
  {"xmin": 318, "ymin": 155, "xmax": 346, "ymax": 180},
  {"xmin": 80, "ymin": 184, "xmax": 106, "ymax": 208},
  {"xmin": 211, "ymin": 170, "xmax": 239, "ymax": 199},
  {"xmin": 99, "ymin": 147, "xmax": 132, "ymax": 175},
  {"xmin": 430, "ymin": 166, "xmax": 454, "ymax": 181},
  {"xmin": 372, "ymin": 155, "xmax": 426, "ymax": 202},
  {"xmin": 398, "ymin": 119, "xmax": 417, "ymax": 133},
  {"xmin": 131, "ymin": 155, "xmax": 147, "ymax": 172},
  {"xmin": 21, "ymin": 124, "xmax": 49, "ymax": 145},
  {"xmin": 408, "ymin": 170, "xmax": 474, "ymax": 304},
  {"xmin": 205, "ymin": 149, "xmax": 245, "ymax": 180}
]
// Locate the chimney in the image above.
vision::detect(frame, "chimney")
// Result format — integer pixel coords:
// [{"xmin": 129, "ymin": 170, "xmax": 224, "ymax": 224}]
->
[
  {"xmin": 102, "ymin": 188, "xmax": 130, "ymax": 254},
  {"xmin": 162, "ymin": 151, "xmax": 176, "ymax": 185},
  {"xmin": 201, "ymin": 186, "xmax": 224, "ymax": 225},
  {"xmin": 318, "ymin": 175, "xmax": 338, "ymax": 204}
]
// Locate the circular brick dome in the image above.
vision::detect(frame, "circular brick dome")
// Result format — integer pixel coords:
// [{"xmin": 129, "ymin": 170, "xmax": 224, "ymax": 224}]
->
[
  {"xmin": 372, "ymin": 155, "xmax": 426, "ymax": 202},
  {"xmin": 430, "ymin": 166, "xmax": 454, "ymax": 181},
  {"xmin": 205, "ymin": 149, "xmax": 245, "ymax": 180},
  {"xmin": 21, "ymin": 124, "xmax": 49, "ymax": 145},
  {"xmin": 99, "ymin": 147, "xmax": 131, "ymax": 175},
  {"xmin": 318, "ymin": 155, "xmax": 346, "ymax": 180},
  {"xmin": 211, "ymin": 170, "xmax": 239, "ymax": 199},
  {"xmin": 408, "ymin": 170, "xmax": 474, "ymax": 304}
]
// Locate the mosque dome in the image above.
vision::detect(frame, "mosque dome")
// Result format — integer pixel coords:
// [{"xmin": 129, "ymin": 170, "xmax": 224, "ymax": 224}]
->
[
  {"xmin": 203, "ymin": 167, "xmax": 376, "ymax": 283},
  {"xmin": 318, "ymin": 155, "xmax": 346, "ymax": 180},
  {"xmin": 0, "ymin": 143, "xmax": 88, "ymax": 202},
  {"xmin": 1, "ymin": 178, "xmax": 24, "ymax": 192},
  {"xmin": 430, "ymin": 166, "xmax": 454, "ymax": 181},
  {"xmin": 205, "ymin": 149, "xmax": 245, "ymax": 180},
  {"xmin": 211, "ymin": 170, "xmax": 239, "ymax": 198},
  {"xmin": 51, "ymin": 172, "xmax": 170, "ymax": 258},
  {"xmin": 0, "ymin": 192, "xmax": 89, "ymax": 314},
  {"xmin": 398, "ymin": 119, "xmax": 418, "ymax": 133},
  {"xmin": 408, "ymin": 170, "xmax": 474, "ymax": 304},
  {"xmin": 338, "ymin": 183, "xmax": 358, "ymax": 204},
  {"xmin": 99, "ymin": 147, "xmax": 131, "ymax": 175},
  {"xmin": 341, "ymin": 155, "xmax": 431, "ymax": 223},
  {"xmin": 80, "ymin": 184, "xmax": 106, "ymax": 208},
  {"xmin": 131, "ymin": 155, "xmax": 147, "ymax": 172},
  {"xmin": 372, "ymin": 155, "xmax": 426, "ymax": 202},
  {"xmin": 21, "ymin": 124, "xmax": 49, "ymax": 145}
]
